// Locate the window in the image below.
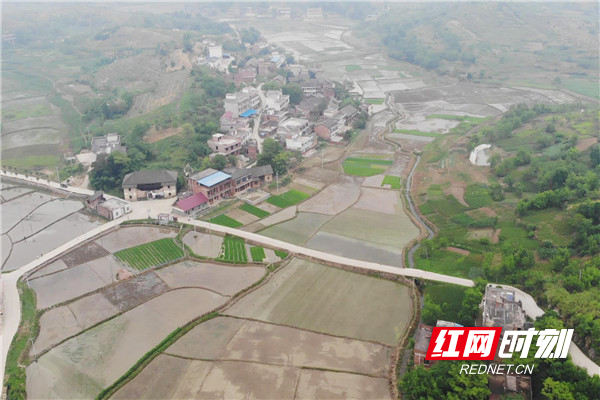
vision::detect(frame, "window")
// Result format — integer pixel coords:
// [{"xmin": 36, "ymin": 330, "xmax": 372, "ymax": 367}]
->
[
  {"xmin": 129, "ymin": 195, "xmax": 132, "ymax": 199},
  {"xmin": 128, "ymin": 188, "xmax": 131, "ymax": 191},
  {"xmin": 167, "ymin": 185, "xmax": 170, "ymax": 189}
]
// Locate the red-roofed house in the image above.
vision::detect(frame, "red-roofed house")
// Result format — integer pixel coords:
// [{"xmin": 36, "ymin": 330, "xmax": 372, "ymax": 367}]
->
[{"xmin": 173, "ymin": 192, "xmax": 210, "ymax": 216}]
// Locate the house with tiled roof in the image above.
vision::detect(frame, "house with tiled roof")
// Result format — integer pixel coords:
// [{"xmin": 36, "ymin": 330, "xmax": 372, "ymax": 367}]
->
[{"xmin": 122, "ymin": 169, "xmax": 178, "ymax": 201}]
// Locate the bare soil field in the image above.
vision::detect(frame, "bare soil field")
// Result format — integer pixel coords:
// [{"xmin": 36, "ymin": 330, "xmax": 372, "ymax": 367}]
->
[
  {"xmin": 295, "ymin": 370, "xmax": 390, "ymax": 399},
  {"xmin": 226, "ymin": 258, "xmax": 412, "ymax": 346},
  {"xmin": 102, "ymin": 271, "xmax": 169, "ymax": 311},
  {"xmin": 33, "ymin": 260, "xmax": 264, "ymax": 355},
  {"xmin": 576, "ymin": 136, "xmax": 598, "ymax": 151},
  {"xmin": 0, "ymin": 187, "xmax": 34, "ymax": 202},
  {"xmin": 183, "ymin": 231, "xmax": 224, "ymax": 258},
  {"xmin": 143, "ymin": 126, "xmax": 183, "ymax": 143},
  {"xmin": 27, "ymin": 288, "xmax": 227, "ymax": 399},
  {"xmin": 445, "ymin": 183, "xmax": 468, "ymax": 207},
  {"xmin": 259, "ymin": 212, "xmax": 333, "ymax": 245},
  {"xmin": 154, "ymin": 260, "xmax": 265, "ymax": 296},
  {"xmin": 298, "ymin": 178, "xmax": 361, "ymax": 215},
  {"xmin": 4, "ymin": 213, "xmax": 102, "ymax": 271},
  {"xmin": 226, "ymin": 207, "xmax": 259, "ymax": 225},
  {"xmin": 1, "ymin": 192, "xmax": 55, "ymax": 234},
  {"xmin": 115, "ymin": 316, "xmax": 392, "ymax": 399},
  {"xmin": 306, "ymin": 231, "xmax": 404, "ymax": 267},
  {"xmin": 320, "ymin": 207, "xmax": 418, "ymax": 249},
  {"xmin": 362, "ymin": 174, "xmax": 385, "ymax": 188},
  {"xmin": 354, "ymin": 188, "xmax": 400, "ymax": 215},
  {"xmin": 169, "ymin": 318, "xmax": 391, "ymax": 375},
  {"xmin": 33, "ymin": 293, "xmax": 119, "ymax": 354},
  {"xmin": 5, "ymin": 199, "xmax": 84, "ymax": 242},
  {"xmin": 29, "ymin": 261, "xmax": 111, "ymax": 309},
  {"xmin": 446, "ymin": 246, "xmax": 471, "ymax": 256},
  {"xmin": 245, "ymin": 205, "xmax": 297, "ymax": 232},
  {"xmin": 60, "ymin": 242, "xmax": 110, "ymax": 267},
  {"xmin": 28, "ymin": 259, "xmax": 68, "ymax": 279},
  {"xmin": 94, "ymin": 226, "xmax": 176, "ymax": 253}
]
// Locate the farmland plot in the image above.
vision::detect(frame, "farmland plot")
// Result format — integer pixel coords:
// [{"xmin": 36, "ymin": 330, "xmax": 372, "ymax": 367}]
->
[
  {"xmin": 27, "ymin": 289, "xmax": 227, "ymax": 400},
  {"xmin": 114, "ymin": 317, "xmax": 393, "ymax": 400},
  {"xmin": 226, "ymin": 258, "xmax": 412, "ymax": 346},
  {"xmin": 115, "ymin": 238, "xmax": 184, "ymax": 270}
]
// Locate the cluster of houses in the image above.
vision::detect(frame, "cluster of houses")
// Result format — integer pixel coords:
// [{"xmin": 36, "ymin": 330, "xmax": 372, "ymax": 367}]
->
[
  {"xmin": 413, "ymin": 286, "xmax": 531, "ymax": 399},
  {"xmin": 213, "ymin": 80, "xmax": 363, "ymax": 160},
  {"xmin": 87, "ymin": 164, "xmax": 274, "ymax": 219}
]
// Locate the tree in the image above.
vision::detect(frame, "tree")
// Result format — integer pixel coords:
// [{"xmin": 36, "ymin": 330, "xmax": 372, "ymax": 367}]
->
[
  {"xmin": 282, "ymin": 83, "xmax": 304, "ymax": 105},
  {"xmin": 541, "ymin": 378, "xmax": 575, "ymax": 400},
  {"xmin": 210, "ymin": 154, "xmax": 227, "ymax": 170},
  {"xmin": 400, "ymin": 362, "xmax": 490, "ymax": 400},
  {"xmin": 240, "ymin": 27, "xmax": 260, "ymax": 44},
  {"xmin": 458, "ymin": 286, "xmax": 483, "ymax": 326}
]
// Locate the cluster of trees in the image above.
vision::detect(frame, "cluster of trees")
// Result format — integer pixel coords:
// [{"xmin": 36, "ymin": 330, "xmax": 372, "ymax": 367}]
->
[
  {"xmin": 83, "ymin": 92, "xmax": 133, "ymax": 124},
  {"xmin": 256, "ymin": 138, "xmax": 301, "ymax": 176},
  {"xmin": 240, "ymin": 27, "xmax": 261, "ymax": 44},
  {"xmin": 282, "ymin": 83, "xmax": 304, "ymax": 105},
  {"xmin": 421, "ymin": 280, "xmax": 486, "ymax": 327},
  {"xmin": 373, "ymin": 9, "xmax": 476, "ymax": 71},
  {"xmin": 400, "ymin": 361, "xmax": 490, "ymax": 400}
]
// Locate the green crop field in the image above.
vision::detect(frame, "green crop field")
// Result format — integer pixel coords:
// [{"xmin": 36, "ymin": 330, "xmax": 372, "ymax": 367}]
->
[
  {"xmin": 343, "ymin": 157, "xmax": 393, "ymax": 177},
  {"xmin": 115, "ymin": 238, "xmax": 184, "ymax": 270},
  {"xmin": 382, "ymin": 175, "xmax": 402, "ymax": 189},
  {"xmin": 218, "ymin": 235, "xmax": 248, "ymax": 263},
  {"xmin": 393, "ymin": 129, "xmax": 440, "ymax": 138},
  {"xmin": 275, "ymin": 250, "xmax": 288, "ymax": 259},
  {"xmin": 562, "ymin": 78, "xmax": 600, "ymax": 99},
  {"xmin": 345, "ymin": 65, "xmax": 362, "ymax": 72},
  {"xmin": 208, "ymin": 214, "xmax": 243, "ymax": 228},
  {"xmin": 464, "ymin": 184, "xmax": 493, "ymax": 208},
  {"xmin": 266, "ymin": 190, "xmax": 310, "ymax": 208},
  {"xmin": 239, "ymin": 203, "xmax": 270, "ymax": 218},
  {"xmin": 365, "ymin": 98, "xmax": 385, "ymax": 105},
  {"xmin": 250, "ymin": 246, "xmax": 266, "ymax": 262}
]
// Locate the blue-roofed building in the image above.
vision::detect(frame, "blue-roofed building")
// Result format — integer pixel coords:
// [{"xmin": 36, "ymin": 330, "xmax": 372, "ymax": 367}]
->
[
  {"xmin": 240, "ymin": 109, "xmax": 257, "ymax": 118},
  {"xmin": 188, "ymin": 168, "xmax": 234, "ymax": 205}
]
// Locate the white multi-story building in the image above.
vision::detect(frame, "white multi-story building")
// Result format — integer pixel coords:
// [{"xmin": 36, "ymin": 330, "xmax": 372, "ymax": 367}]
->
[
  {"xmin": 286, "ymin": 134, "xmax": 316, "ymax": 154},
  {"xmin": 224, "ymin": 88, "xmax": 261, "ymax": 116},
  {"xmin": 306, "ymin": 8, "xmax": 323, "ymax": 19},
  {"xmin": 265, "ymin": 90, "xmax": 290, "ymax": 111},
  {"xmin": 277, "ymin": 117, "xmax": 310, "ymax": 137},
  {"xmin": 209, "ymin": 44, "xmax": 223, "ymax": 58}
]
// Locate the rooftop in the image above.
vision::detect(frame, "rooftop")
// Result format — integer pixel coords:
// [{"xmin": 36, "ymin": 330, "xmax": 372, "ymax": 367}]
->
[
  {"xmin": 175, "ymin": 192, "xmax": 209, "ymax": 212},
  {"xmin": 250, "ymin": 165, "xmax": 273, "ymax": 178},
  {"xmin": 197, "ymin": 170, "xmax": 231, "ymax": 187},
  {"xmin": 100, "ymin": 197, "xmax": 129, "ymax": 210},
  {"xmin": 190, "ymin": 168, "xmax": 219, "ymax": 181},
  {"xmin": 414, "ymin": 324, "xmax": 434, "ymax": 353},
  {"xmin": 122, "ymin": 170, "xmax": 177, "ymax": 187},
  {"xmin": 240, "ymin": 109, "xmax": 258, "ymax": 118}
]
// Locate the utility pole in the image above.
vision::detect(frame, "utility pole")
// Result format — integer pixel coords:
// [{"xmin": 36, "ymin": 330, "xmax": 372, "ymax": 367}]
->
[
  {"xmin": 56, "ymin": 166, "xmax": 60, "ymax": 184},
  {"xmin": 276, "ymin": 171, "xmax": 279, "ymax": 193}
]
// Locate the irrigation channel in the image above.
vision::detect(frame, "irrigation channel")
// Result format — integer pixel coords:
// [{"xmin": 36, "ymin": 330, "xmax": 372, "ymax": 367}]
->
[{"xmin": 404, "ymin": 158, "xmax": 435, "ymax": 268}]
